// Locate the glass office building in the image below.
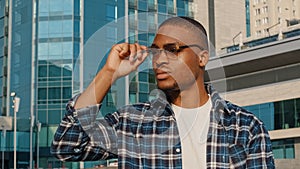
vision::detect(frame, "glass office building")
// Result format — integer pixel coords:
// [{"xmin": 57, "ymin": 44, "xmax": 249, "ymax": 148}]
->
[
  {"xmin": 0, "ymin": 0, "xmax": 193, "ymax": 168},
  {"xmin": 243, "ymin": 97, "xmax": 300, "ymax": 159}
]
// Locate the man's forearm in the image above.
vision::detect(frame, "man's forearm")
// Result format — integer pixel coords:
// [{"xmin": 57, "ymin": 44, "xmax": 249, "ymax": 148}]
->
[{"xmin": 74, "ymin": 66, "xmax": 116, "ymax": 109}]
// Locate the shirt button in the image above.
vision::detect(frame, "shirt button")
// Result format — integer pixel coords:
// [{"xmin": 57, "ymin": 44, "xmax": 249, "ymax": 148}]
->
[{"xmin": 176, "ymin": 148, "xmax": 181, "ymax": 153}]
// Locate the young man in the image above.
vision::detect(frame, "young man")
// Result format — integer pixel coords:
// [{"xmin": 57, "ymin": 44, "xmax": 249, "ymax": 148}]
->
[{"xmin": 51, "ymin": 17, "xmax": 275, "ymax": 168}]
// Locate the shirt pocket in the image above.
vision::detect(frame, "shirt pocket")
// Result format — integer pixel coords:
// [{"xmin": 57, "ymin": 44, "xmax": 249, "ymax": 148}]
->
[{"xmin": 228, "ymin": 144, "xmax": 247, "ymax": 168}]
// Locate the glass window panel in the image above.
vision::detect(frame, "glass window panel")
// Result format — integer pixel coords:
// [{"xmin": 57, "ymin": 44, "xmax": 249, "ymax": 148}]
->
[
  {"xmin": 296, "ymin": 99, "xmax": 300, "ymax": 127},
  {"xmin": 18, "ymin": 132, "xmax": 30, "ymax": 150},
  {"xmin": 177, "ymin": 8, "xmax": 185, "ymax": 16},
  {"xmin": 148, "ymin": 71, "xmax": 156, "ymax": 83},
  {"xmin": 106, "ymin": 4, "xmax": 116, "ymax": 21},
  {"xmin": 283, "ymin": 100, "xmax": 295, "ymax": 128},
  {"xmin": 138, "ymin": 72, "xmax": 148, "ymax": 82},
  {"xmin": 167, "ymin": 0, "xmax": 174, "ymax": 13},
  {"xmin": 177, "ymin": 0, "xmax": 184, "ymax": 8},
  {"xmin": 128, "ymin": 29, "xmax": 136, "ymax": 44},
  {"xmin": 48, "ymin": 87, "xmax": 61, "ymax": 99},
  {"xmin": 129, "ymin": 8, "xmax": 135, "ymax": 16},
  {"xmin": 39, "ymin": 127, "xmax": 48, "ymax": 147},
  {"xmin": 39, "ymin": 0, "xmax": 49, "ymax": 14},
  {"xmin": 74, "ymin": 21, "xmax": 80, "ymax": 37},
  {"xmin": 0, "ymin": 38, "xmax": 3, "ymax": 56},
  {"xmin": 106, "ymin": 27, "xmax": 117, "ymax": 42},
  {"xmin": 62, "ymin": 64, "xmax": 72, "ymax": 77},
  {"xmin": 138, "ymin": 21, "xmax": 148, "ymax": 31},
  {"xmin": 106, "ymin": 92, "xmax": 116, "ymax": 107},
  {"xmin": 273, "ymin": 146, "xmax": 284, "ymax": 159},
  {"xmin": 38, "ymin": 88, "xmax": 47, "ymax": 100},
  {"xmin": 158, "ymin": 5, "xmax": 167, "ymax": 13},
  {"xmin": 74, "ymin": 0, "xmax": 80, "ymax": 16},
  {"xmin": 274, "ymin": 101, "xmax": 283, "ymax": 129},
  {"xmin": 259, "ymin": 103, "xmax": 274, "ymax": 130},
  {"xmin": 63, "ymin": 0, "xmax": 73, "ymax": 14},
  {"xmin": 63, "ymin": 87, "xmax": 71, "ymax": 99},
  {"xmin": 272, "ymin": 139, "xmax": 295, "ymax": 159},
  {"xmin": 138, "ymin": 33, "xmax": 147, "ymax": 42},
  {"xmin": 49, "ymin": 65, "xmax": 62, "ymax": 77},
  {"xmin": 139, "ymin": 93, "xmax": 148, "ymax": 102},
  {"xmin": 38, "ymin": 43, "xmax": 49, "ymax": 57},
  {"xmin": 38, "ymin": 110, "xmax": 47, "ymax": 124},
  {"xmin": 148, "ymin": 0, "xmax": 155, "ymax": 8},
  {"xmin": 138, "ymin": 1, "xmax": 147, "ymax": 11},
  {"xmin": 38, "ymin": 21, "xmax": 48, "ymax": 37},
  {"xmin": 63, "ymin": 42, "xmax": 73, "ymax": 55},
  {"xmin": 49, "ymin": 20, "xmax": 63, "ymax": 37},
  {"xmin": 130, "ymin": 93, "xmax": 137, "ymax": 104},
  {"xmin": 63, "ymin": 20, "xmax": 73, "ymax": 36},
  {"xmin": 0, "ymin": 57, "xmax": 2, "ymax": 76},
  {"xmin": 49, "ymin": 42, "xmax": 62, "ymax": 56},
  {"xmin": 49, "ymin": 0, "xmax": 63, "ymax": 12},
  {"xmin": 158, "ymin": 0, "xmax": 166, "ymax": 4},
  {"xmin": 47, "ymin": 126, "xmax": 58, "ymax": 146},
  {"xmin": 0, "ymin": 81, "xmax": 2, "ymax": 96},
  {"xmin": 139, "ymin": 83, "xmax": 148, "ymax": 93},
  {"xmin": 285, "ymin": 145, "xmax": 295, "ymax": 159},
  {"xmin": 0, "ymin": 19, "xmax": 4, "ymax": 36},
  {"xmin": 48, "ymin": 110, "xmax": 62, "ymax": 124}
]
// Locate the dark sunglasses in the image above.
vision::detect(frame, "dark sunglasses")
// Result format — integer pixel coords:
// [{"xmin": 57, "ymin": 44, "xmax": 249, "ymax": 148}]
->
[{"xmin": 148, "ymin": 42, "xmax": 204, "ymax": 59}]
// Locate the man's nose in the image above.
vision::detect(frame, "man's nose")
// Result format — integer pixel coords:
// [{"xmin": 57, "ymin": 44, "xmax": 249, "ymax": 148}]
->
[{"xmin": 153, "ymin": 50, "xmax": 169, "ymax": 65}]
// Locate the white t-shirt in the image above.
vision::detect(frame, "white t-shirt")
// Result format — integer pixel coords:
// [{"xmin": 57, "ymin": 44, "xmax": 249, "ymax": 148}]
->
[{"xmin": 172, "ymin": 97, "xmax": 212, "ymax": 169}]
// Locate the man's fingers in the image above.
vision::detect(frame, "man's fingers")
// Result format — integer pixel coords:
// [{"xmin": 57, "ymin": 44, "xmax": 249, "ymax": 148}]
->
[
  {"xmin": 135, "ymin": 44, "xmax": 149, "ymax": 61},
  {"xmin": 129, "ymin": 44, "xmax": 137, "ymax": 62},
  {"xmin": 113, "ymin": 43, "xmax": 148, "ymax": 62},
  {"xmin": 118, "ymin": 43, "xmax": 130, "ymax": 58}
]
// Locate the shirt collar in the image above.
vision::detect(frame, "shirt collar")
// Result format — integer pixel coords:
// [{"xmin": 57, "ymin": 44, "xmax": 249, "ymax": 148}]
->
[{"xmin": 148, "ymin": 84, "xmax": 230, "ymax": 118}]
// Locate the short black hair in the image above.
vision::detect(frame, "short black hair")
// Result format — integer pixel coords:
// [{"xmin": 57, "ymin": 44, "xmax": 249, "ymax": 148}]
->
[{"xmin": 159, "ymin": 16, "xmax": 208, "ymax": 50}]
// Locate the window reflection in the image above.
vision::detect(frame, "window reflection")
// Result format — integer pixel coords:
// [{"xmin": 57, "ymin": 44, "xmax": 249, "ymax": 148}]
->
[
  {"xmin": 244, "ymin": 98, "xmax": 300, "ymax": 130},
  {"xmin": 272, "ymin": 139, "xmax": 295, "ymax": 159}
]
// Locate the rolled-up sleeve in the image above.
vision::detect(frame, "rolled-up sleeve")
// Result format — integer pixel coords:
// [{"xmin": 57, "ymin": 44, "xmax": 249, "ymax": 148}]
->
[{"xmin": 50, "ymin": 95, "xmax": 118, "ymax": 161}]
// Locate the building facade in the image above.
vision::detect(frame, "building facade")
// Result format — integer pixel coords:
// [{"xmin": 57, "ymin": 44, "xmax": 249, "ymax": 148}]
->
[
  {"xmin": 249, "ymin": 0, "xmax": 300, "ymax": 39},
  {"xmin": 0, "ymin": 0, "xmax": 193, "ymax": 168},
  {"xmin": 192, "ymin": 0, "xmax": 247, "ymax": 55},
  {"xmin": 192, "ymin": 0, "xmax": 300, "ymax": 55},
  {"xmin": 206, "ymin": 35, "xmax": 300, "ymax": 169}
]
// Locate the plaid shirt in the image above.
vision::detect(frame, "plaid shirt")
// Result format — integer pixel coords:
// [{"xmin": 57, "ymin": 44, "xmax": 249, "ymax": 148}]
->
[{"xmin": 51, "ymin": 85, "xmax": 275, "ymax": 168}]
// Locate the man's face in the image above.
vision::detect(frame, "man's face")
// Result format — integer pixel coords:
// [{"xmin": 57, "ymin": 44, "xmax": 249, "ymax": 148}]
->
[{"xmin": 151, "ymin": 25, "xmax": 205, "ymax": 91}]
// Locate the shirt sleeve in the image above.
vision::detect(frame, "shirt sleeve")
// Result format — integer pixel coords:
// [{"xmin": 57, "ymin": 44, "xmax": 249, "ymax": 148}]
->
[
  {"xmin": 50, "ymin": 95, "xmax": 118, "ymax": 161},
  {"xmin": 246, "ymin": 120, "xmax": 275, "ymax": 169}
]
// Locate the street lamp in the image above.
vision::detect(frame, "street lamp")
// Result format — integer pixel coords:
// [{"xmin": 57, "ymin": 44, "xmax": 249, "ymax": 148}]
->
[
  {"xmin": 11, "ymin": 92, "xmax": 20, "ymax": 169},
  {"xmin": 36, "ymin": 121, "xmax": 41, "ymax": 169}
]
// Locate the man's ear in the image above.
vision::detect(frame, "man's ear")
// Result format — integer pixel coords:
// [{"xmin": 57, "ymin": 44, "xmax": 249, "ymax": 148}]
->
[{"xmin": 198, "ymin": 50, "xmax": 209, "ymax": 67}]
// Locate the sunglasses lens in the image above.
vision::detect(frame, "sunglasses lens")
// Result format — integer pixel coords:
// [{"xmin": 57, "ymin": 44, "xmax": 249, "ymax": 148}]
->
[{"xmin": 164, "ymin": 44, "xmax": 178, "ymax": 53}]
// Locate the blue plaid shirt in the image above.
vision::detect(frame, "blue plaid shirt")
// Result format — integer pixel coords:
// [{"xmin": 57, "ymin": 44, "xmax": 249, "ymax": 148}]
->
[{"xmin": 51, "ymin": 85, "xmax": 275, "ymax": 168}]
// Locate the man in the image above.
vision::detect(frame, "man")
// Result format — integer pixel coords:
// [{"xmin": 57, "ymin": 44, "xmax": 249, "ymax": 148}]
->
[{"xmin": 51, "ymin": 16, "xmax": 275, "ymax": 168}]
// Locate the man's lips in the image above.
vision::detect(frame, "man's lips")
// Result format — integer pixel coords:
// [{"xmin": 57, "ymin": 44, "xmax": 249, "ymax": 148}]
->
[{"xmin": 155, "ymin": 69, "xmax": 170, "ymax": 80}]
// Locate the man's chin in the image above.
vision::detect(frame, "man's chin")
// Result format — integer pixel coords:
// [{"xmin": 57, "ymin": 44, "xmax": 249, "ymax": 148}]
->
[{"xmin": 156, "ymin": 83, "xmax": 179, "ymax": 92}]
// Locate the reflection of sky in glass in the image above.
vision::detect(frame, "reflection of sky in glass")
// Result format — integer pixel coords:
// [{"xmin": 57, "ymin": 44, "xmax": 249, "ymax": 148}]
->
[
  {"xmin": 37, "ymin": 0, "xmax": 75, "ymax": 125},
  {"xmin": 39, "ymin": 0, "xmax": 73, "ymax": 16}
]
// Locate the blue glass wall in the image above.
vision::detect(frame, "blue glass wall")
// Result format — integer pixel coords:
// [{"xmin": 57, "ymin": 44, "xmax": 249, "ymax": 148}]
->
[
  {"xmin": 272, "ymin": 139, "xmax": 295, "ymax": 159},
  {"xmin": 0, "ymin": 0, "xmax": 7, "ymax": 116},
  {"xmin": 10, "ymin": 0, "xmax": 33, "ymax": 119},
  {"xmin": 36, "ymin": 0, "xmax": 79, "ymax": 167},
  {"xmin": 37, "ymin": 0, "xmax": 76, "ymax": 125},
  {"xmin": 243, "ymin": 98, "xmax": 300, "ymax": 130}
]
